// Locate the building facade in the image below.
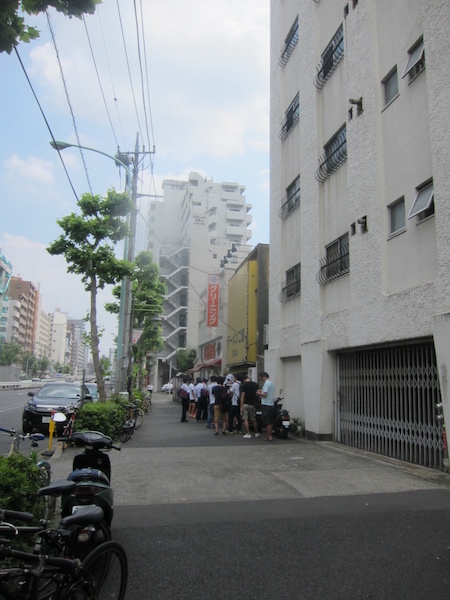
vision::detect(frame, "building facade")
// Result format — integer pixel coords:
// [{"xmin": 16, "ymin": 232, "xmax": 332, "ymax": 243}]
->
[
  {"xmin": 146, "ymin": 172, "xmax": 252, "ymax": 388},
  {"xmin": 267, "ymin": 0, "xmax": 450, "ymax": 469},
  {"xmin": 6, "ymin": 276, "xmax": 38, "ymax": 354}
]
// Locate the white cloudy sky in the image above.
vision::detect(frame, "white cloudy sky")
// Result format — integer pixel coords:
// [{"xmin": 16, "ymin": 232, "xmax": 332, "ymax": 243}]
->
[{"xmin": 0, "ymin": 0, "xmax": 270, "ymax": 355}]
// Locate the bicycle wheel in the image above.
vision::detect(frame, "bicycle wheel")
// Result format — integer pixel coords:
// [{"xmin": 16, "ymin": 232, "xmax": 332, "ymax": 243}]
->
[
  {"xmin": 133, "ymin": 408, "xmax": 145, "ymax": 429},
  {"xmin": 81, "ymin": 541, "xmax": 128, "ymax": 600},
  {"xmin": 118, "ymin": 426, "xmax": 132, "ymax": 443},
  {"xmin": 141, "ymin": 398, "xmax": 150, "ymax": 414}
]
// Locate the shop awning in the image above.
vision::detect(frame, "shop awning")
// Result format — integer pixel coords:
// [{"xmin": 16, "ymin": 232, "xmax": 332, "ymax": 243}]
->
[{"xmin": 204, "ymin": 358, "xmax": 222, "ymax": 367}]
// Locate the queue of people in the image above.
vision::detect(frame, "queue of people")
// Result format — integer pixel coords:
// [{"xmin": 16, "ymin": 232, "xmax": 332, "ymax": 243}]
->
[{"xmin": 178, "ymin": 372, "xmax": 276, "ymax": 441}]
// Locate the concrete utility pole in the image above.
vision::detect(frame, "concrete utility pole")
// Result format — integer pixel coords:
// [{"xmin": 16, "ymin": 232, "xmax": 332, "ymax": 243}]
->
[{"xmin": 115, "ymin": 134, "xmax": 156, "ymax": 394}]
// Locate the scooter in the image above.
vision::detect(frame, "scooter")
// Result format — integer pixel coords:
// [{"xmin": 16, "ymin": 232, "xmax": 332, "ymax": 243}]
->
[
  {"xmin": 60, "ymin": 430, "xmax": 120, "ymax": 529},
  {"xmin": 272, "ymin": 396, "xmax": 297, "ymax": 439}
]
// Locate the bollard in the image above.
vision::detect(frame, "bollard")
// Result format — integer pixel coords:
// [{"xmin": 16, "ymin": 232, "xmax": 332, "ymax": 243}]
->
[{"xmin": 41, "ymin": 412, "xmax": 56, "ymax": 457}]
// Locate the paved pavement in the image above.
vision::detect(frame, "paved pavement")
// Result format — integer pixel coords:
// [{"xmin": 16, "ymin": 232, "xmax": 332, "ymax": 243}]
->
[
  {"xmin": 47, "ymin": 393, "xmax": 450, "ymax": 599},
  {"xmin": 49, "ymin": 392, "xmax": 450, "ymax": 507}
]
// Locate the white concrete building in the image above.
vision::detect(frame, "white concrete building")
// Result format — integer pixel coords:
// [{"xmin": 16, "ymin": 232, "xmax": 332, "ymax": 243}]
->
[
  {"xmin": 267, "ymin": 0, "xmax": 450, "ymax": 469},
  {"xmin": 146, "ymin": 172, "xmax": 252, "ymax": 386},
  {"xmin": 50, "ymin": 309, "xmax": 68, "ymax": 367},
  {"xmin": 34, "ymin": 307, "xmax": 51, "ymax": 360},
  {"xmin": 67, "ymin": 318, "xmax": 87, "ymax": 378}
]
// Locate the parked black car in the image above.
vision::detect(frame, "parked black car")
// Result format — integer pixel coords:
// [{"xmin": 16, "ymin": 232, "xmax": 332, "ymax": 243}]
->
[{"xmin": 22, "ymin": 382, "xmax": 92, "ymax": 434}]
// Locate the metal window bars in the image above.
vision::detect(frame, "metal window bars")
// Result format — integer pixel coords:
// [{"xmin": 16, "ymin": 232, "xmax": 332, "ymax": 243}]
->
[
  {"xmin": 278, "ymin": 277, "xmax": 301, "ymax": 303},
  {"xmin": 278, "ymin": 18, "xmax": 299, "ymax": 67},
  {"xmin": 278, "ymin": 178, "xmax": 301, "ymax": 220},
  {"xmin": 279, "ymin": 93, "xmax": 300, "ymax": 141},
  {"xmin": 316, "ymin": 243, "xmax": 349, "ymax": 285},
  {"xmin": 314, "ymin": 24, "xmax": 344, "ymax": 89},
  {"xmin": 315, "ymin": 126, "xmax": 347, "ymax": 182}
]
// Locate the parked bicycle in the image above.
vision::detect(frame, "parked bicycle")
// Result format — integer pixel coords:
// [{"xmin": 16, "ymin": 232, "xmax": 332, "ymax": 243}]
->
[
  {"xmin": 0, "ymin": 427, "xmax": 51, "ymax": 486},
  {"xmin": 0, "ymin": 507, "xmax": 128, "ymax": 599}
]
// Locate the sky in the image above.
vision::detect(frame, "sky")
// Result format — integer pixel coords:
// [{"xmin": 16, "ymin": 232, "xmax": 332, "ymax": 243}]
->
[{"xmin": 0, "ymin": 0, "xmax": 270, "ymax": 356}]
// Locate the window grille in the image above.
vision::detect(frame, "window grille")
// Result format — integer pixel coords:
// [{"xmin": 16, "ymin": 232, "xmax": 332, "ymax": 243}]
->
[
  {"xmin": 278, "ymin": 177, "xmax": 301, "ymax": 220},
  {"xmin": 315, "ymin": 126, "xmax": 347, "ymax": 182},
  {"xmin": 279, "ymin": 263, "xmax": 301, "ymax": 302},
  {"xmin": 314, "ymin": 24, "xmax": 344, "ymax": 89},
  {"xmin": 279, "ymin": 93, "xmax": 300, "ymax": 140},
  {"xmin": 317, "ymin": 234, "xmax": 349, "ymax": 284},
  {"xmin": 279, "ymin": 17, "xmax": 299, "ymax": 67}
]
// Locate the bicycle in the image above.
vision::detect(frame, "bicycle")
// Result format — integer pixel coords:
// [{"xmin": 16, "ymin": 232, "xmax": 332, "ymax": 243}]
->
[
  {"xmin": 0, "ymin": 427, "xmax": 51, "ymax": 486},
  {"xmin": 141, "ymin": 393, "xmax": 152, "ymax": 414},
  {"xmin": 0, "ymin": 507, "xmax": 127, "ymax": 599}
]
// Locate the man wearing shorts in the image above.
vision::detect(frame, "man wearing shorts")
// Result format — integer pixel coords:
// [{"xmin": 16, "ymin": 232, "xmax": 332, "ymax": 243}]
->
[
  {"xmin": 240, "ymin": 374, "xmax": 260, "ymax": 439},
  {"xmin": 257, "ymin": 372, "xmax": 275, "ymax": 441}
]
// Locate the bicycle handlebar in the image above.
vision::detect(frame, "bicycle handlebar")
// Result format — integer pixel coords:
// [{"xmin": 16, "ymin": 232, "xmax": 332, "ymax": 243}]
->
[
  {"xmin": 0, "ymin": 427, "xmax": 15, "ymax": 435},
  {"xmin": 0, "ymin": 544, "xmax": 79, "ymax": 570},
  {"xmin": 0, "ymin": 508, "xmax": 33, "ymax": 523}
]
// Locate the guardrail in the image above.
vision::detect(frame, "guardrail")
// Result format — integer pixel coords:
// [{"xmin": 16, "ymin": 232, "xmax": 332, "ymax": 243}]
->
[{"xmin": 0, "ymin": 380, "xmax": 49, "ymax": 391}]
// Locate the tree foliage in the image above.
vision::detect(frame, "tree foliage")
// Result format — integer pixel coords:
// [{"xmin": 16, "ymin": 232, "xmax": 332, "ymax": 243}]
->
[
  {"xmin": 47, "ymin": 189, "xmax": 132, "ymax": 402},
  {"xmin": 106, "ymin": 250, "xmax": 166, "ymax": 390},
  {"xmin": 175, "ymin": 348, "xmax": 197, "ymax": 374},
  {"xmin": 0, "ymin": 341, "xmax": 22, "ymax": 366},
  {"xmin": 0, "ymin": 0, "xmax": 101, "ymax": 54}
]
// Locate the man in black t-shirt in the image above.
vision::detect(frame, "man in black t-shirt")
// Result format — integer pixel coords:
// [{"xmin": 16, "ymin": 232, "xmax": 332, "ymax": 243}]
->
[{"xmin": 240, "ymin": 375, "xmax": 261, "ymax": 439}]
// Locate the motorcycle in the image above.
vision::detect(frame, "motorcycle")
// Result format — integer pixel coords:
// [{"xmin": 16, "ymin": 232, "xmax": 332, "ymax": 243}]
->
[
  {"xmin": 60, "ymin": 430, "xmax": 120, "ymax": 530},
  {"xmin": 272, "ymin": 396, "xmax": 297, "ymax": 439}
]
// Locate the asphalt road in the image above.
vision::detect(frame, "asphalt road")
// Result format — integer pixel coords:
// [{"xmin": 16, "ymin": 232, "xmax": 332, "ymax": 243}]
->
[{"xmin": 49, "ymin": 394, "xmax": 450, "ymax": 600}]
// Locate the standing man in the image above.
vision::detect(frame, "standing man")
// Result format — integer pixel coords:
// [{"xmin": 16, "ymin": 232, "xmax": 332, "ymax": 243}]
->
[
  {"xmin": 188, "ymin": 377, "xmax": 196, "ymax": 418},
  {"xmin": 241, "ymin": 373, "xmax": 260, "ymax": 439},
  {"xmin": 206, "ymin": 375, "xmax": 217, "ymax": 428},
  {"xmin": 228, "ymin": 374, "xmax": 242, "ymax": 434},
  {"xmin": 257, "ymin": 372, "xmax": 275, "ymax": 441}
]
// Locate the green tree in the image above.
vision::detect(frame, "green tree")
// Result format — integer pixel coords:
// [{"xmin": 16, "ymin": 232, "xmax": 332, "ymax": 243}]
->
[
  {"xmin": 0, "ymin": 0, "xmax": 101, "ymax": 54},
  {"xmin": 0, "ymin": 341, "xmax": 22, "ymax": 366},
  {"xmin": 22, "ymin": 352, "xmax": 36, "ymax": 377},
  {"xmin": 47, "ymin": 189, "xmax": 132, "ymax": 402},
  {"xmin": 175, "ymin": 348, "xmax": 197, "ymax": 374},
  {"xmin": 38, "ymin": 355, "xmax": 50, "ymax": 377},
  {"xmin": 106, "ymin": 251, "xmax": 165, "ymax": 390}
]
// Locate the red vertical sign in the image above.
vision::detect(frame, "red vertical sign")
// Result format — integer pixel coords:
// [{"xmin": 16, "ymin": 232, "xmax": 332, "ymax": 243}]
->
[{"xmin": 207, "ymin": 274, "xmax": 219, "ymax": 327}]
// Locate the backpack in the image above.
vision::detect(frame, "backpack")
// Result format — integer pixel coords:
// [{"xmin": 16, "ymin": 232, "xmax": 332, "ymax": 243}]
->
[{"xmin": 200, "ymin": 387, "xmax": 209, "ymax": 398}]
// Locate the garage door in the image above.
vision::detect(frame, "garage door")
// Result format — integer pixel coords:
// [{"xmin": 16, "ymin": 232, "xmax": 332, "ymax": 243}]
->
[{"xmin": 337, "ymin": 341, "xmax": 444, "ymax": 469}]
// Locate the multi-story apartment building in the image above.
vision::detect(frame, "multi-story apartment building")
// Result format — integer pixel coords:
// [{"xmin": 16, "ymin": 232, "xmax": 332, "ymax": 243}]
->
[
  {"xmin": 34, "ymin": 307, "xmax": 51, "ymax": 360},
  {"xmin": 6, "ymin": 276, "xmax": 38, "ymax": 354},
  {"xmin": 267, "ymin": 0, "xmax": 450, "ymax": 469},
  {"xmin": 67, "ymin": 318, "xmax": 87, "ymax": 378},
  {"xmin": 147, "ymin": 172, "xmax": 252, "ymax": 387},
  {"xmin": 50, "ymin": 308, "xmax": 68, "ymax": 367},
  {"xmin": 0, "ymin": 252, "xmax": 12, "ymax": 343}
]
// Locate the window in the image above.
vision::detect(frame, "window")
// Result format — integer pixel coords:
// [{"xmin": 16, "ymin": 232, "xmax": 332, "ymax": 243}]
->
[
  {"xmin": 408, "ymin": 181, "xmax": 434, "ymax": 219},
  {"xmin": 279, "ymin": 263, "xmax": 301, "ymax": 302},
  {"xmin": 279, "ymin": 176, "xmax": 301, "ymax": 220},
  {"xmin": 402, "ymin": 38, "xmax": 425, "ymax": 81},
  {"xmin": 317, "ymin": 233, "xmax": 349, "ymax": 284},
  {"xmin": 383, "ymin": 68, "xmax": 398, "ymax": 106},
  {"xmin": 389, "ymin": 198, "xmax": 405, "ymax": 235},
  {"xmin": 315, "ymin": 126, "xmax": 347, "ymax": 182},
  {"xmin": 279, "ymin": 17, "xmax": 299, "ymax": 67},
  {"xmin": 315, "ymin": 24, "xmax": 344, "ymax": 89},
  {"xmin": 279, "ymin": 93, "xmax": 300, "ymax": 140}
]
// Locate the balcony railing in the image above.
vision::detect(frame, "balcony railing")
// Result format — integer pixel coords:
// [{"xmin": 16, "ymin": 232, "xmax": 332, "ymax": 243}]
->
[
  {"xmin": 278, "ymin": 179, "xmax": 301, "ymax": 220},
  {"xmin": 316, "ymin": 245, "xmax": 349, "ymax": 285},
  {"xmin": 278, "ymin": 18, "xmax": 298, "ymax": 68},
  {"xmin": 314, "ymin": 24, "xmax": 344, "ymax": 89},
  {"xmin": 315, "ymin": 127, "xmax": 347, "ymax": 182},
  {"xmin": 278, "ymin": 278, "xmax": 301, "ymax": 303}
]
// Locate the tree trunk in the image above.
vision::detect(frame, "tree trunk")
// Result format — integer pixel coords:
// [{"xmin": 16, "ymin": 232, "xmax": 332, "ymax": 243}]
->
[{"xmin": 89, "ymin": 273, "xmax": 107, "ymax": 403}]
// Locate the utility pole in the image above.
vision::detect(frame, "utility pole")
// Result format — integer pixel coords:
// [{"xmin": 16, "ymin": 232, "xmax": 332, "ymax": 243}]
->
[{"xmin": 115, "ymin": 134, "xmax": 155, "ymax": 393}]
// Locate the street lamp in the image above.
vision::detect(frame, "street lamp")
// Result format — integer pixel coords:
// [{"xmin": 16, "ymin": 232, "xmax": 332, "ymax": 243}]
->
[{"xmin": 49, "ymin": 140, "xmax": 134, "ymax": 393}]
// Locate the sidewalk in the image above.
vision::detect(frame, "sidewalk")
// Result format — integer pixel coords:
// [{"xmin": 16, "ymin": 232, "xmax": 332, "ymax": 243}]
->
[{"xmin": 49, "ymin": 393, "xmax": 450, "ymax": 507}]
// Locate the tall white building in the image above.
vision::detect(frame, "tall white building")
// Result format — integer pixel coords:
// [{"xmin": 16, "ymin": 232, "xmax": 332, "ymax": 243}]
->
[
  {"xmin": 50, "ymin": 309, "xmax": 68, "ymax": 367},
  {"xmin": 146, "ymin": 172, "xmax": 252, "ymax": 386},
  {"xmin": 267, "ymin": 0, "xmax": 450, "ymax": 469}
]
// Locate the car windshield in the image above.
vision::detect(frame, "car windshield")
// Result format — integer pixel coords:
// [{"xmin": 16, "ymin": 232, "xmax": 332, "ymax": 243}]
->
[
  {"xmin": 86, "ymin": 385, "xmax": 98, "ymax": 397},
  {"xmin": 37, "ymin": 385, "xmax": 81, "ymax": 400}
]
